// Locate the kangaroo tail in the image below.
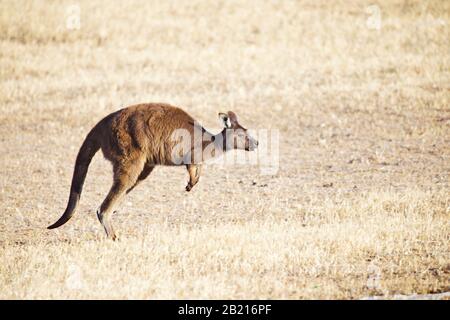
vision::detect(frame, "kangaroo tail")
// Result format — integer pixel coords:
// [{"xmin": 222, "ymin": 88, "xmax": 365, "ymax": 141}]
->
[{"xmin": 47, "ymin": 127, "xmax": 101, "ymax": 229}]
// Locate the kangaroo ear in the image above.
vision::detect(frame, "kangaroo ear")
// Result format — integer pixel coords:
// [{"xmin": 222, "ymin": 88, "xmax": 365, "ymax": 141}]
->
[
  {"xmin": 227, "ymin": 111, "xmax": 238, "ymax": 124},
  {"xmin": 218, "ymin": 112, "xmax": 232, "ymax": 128}
]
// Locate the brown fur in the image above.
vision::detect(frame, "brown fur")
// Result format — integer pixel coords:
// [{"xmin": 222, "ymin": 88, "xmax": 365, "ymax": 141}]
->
[{"xmin": 47, "ymin": 103, "xmax": 257, "ymax": 240}]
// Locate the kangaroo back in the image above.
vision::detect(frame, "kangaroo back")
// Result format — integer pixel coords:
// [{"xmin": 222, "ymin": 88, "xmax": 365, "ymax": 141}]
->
[{"xmin": 47, "ymin": 126, "xmax": 101, "ymax": 229}]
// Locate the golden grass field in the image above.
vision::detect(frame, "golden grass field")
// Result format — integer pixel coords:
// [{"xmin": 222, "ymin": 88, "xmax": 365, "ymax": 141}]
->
[{"xmin": 0, "ymin": 0, "xmax": 449, "ymax": 299}]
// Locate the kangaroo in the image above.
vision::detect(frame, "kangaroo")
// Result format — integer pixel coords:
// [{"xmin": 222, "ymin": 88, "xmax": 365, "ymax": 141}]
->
[{"xmin": 47, "ymin": 103, "xmax": 258, "ymax": 240}]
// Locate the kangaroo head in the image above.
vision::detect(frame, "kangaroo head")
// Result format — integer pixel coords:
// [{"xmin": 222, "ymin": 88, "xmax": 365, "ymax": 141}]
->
[{"xmin": 218, "ymin": 111, "xmax": 258, "ymax": 151}]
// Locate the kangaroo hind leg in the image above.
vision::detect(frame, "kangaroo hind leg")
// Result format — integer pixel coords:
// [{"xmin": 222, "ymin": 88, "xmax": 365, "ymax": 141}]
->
[
  {"xmin": 126, "ymin": 164, "xmax": 155, "ymax": 194},
  {"xmin": 97, "ymin": 160, "xmax": 144, "ymax": 240}
]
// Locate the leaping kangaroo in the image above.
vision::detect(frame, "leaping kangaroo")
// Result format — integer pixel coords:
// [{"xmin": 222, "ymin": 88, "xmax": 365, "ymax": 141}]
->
[{"xmin": 47, "ymin": 103, "xmax": 258, "ymax": 240}]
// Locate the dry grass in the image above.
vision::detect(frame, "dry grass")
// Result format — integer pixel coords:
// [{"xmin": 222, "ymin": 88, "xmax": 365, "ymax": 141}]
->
[{"xmin": 0, "ymin": 0, "xmax": 449, "ymax": 299}]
